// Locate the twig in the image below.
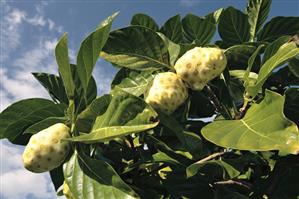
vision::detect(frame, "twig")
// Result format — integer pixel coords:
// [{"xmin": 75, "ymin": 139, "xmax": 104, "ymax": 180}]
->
[
  {"xmin": 194, "ymin": 151, "xmax": 227, "ymax": 164},
  {"xmin": 212, "ymin": 179, "xmax": 253, "ymax": 190}
]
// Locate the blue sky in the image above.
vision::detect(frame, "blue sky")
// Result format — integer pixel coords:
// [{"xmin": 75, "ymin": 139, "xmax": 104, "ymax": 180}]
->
[{"xmin": 0, "ymin": 0, "xmax": 298, "ymax": 198}]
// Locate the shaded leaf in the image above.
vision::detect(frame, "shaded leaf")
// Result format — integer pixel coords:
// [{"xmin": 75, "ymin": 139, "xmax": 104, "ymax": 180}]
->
[
  {"xmin": 131, "ymin": 13, "xmax": 159, "ymax": 31},
  {"xmin": 160, "ymin": 15, "xmax": 183, "ymax": 43},
  {"xmin": 284, "ymin": 88, "xmax": 299, "ymax": 126},
  {"xmin": 288, "ymin": 56, "xmax": 299, "ymax": 78},
  {"xmin": 262, "ymin": 35, "xmax": 290, "ymax": 64},
  {"xmin": 202, "ymin": 90, "xmax": 299, "ymax": 155},
  {"xmin": 25, "ymin": 117, "xmax": 67, "ymax": 134},
  {"xmin": 50, "ymin": 165, "xmax": 64, "ymax": 191},
  {"xmin": 157, "ymin": 32, "xmax": 181, "ymax": 65},
  {"xmin": 102, "ymin": 26, "xmax": 170, "ymax": 70}
]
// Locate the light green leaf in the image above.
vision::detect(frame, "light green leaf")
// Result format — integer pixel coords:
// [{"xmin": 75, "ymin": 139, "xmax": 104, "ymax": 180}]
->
[
  {"xmin": 182, "ymin": 14, "xmax": 216, "ymax": 45},
  {"xmin": 218, "ymin": 7, "xmax": 250, "ymax": 45},
  {"xmin": 246, "ymin": 41, "xmax": 299, "ymax": 96},
  {"xmin": 262, "ymin": 36, "xmax": 290, "ymax": 64},
  {"xmin": 160, "ymin": 15, "xmax": 183, "ymax": 43},
  {"xmin": 69, "ymin": 89, "xmax": 158, "ymax": 143},
  {"xmin": 55, "ymin": 33, "xmax": 74, "ymax": 99},
  {"xmin": 246, "ymin": 0, "xmax": 272, "ymax": 41},
  {"xmin": 202, "ymin": 90, "xmax": 299, "ymax": 155},
  {"xmin": 131, "ymin": 13, "xmax": 159, "ymax": 31},
  {"xmin": 64, "ymin": 152, "xmax": 137, "ymax": 199},
  {"xmin": 101, "ymin": 26, "xmax": 170, "ymax": 70},
  {"xmin": 32, "ymin": 72, "xmax": 69, "ymax": 105},
  {"xmin": 0, "ymin": 98, "xmax": 65, "ymax": 142},
  {"xmin": 111, "ymin": 68, "xmax": 156, "ymax": 96},
  {"xmin": 25, "ymin": 117, "xmax": 67, "ymax": 134},
  {"xmin": 186, "ymin": 160, "xmax": 240, "ymax": 179},
  {"xmin": 258, "ymin": 17, "xmax": 299, "ymax": 42},
  {"xmin": 77, "ymin": 12, "xmax": 117, "ymax": 92},
  {"xmin": 158, "ymin": 32, "xmax": 181, "ymax": 65}
]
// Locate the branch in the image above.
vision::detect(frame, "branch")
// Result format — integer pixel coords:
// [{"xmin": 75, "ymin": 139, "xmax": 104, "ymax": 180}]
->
[
  {"xmin": 194, "ymin": 151, "xmax": 227, "ymax": 164},
  {"xmin": 212, "ymin": 179, "xmax": 253, "ymax": 190}
]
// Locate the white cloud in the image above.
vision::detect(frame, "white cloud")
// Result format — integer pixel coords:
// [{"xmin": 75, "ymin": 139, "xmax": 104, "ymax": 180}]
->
[{"xmin": 179, "ymin": 0, "xmax": 200, "ymax": 7}]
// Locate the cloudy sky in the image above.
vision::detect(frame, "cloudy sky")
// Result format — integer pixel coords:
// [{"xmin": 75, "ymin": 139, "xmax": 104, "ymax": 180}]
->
[{"xmin": 0, "ymin": 0, "xmax": 298, "ymax": 198}]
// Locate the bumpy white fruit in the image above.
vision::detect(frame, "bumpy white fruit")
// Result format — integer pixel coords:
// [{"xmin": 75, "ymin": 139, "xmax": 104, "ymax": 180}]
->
[
  {"xmin": 145, "ymin": 72, "xmax": 188, "ymax": 114},
  {"xmin": 174, "ymin": 47, "xmax": 227, "ymax": 90},
  {"xmin": 22, "ymin": 123, "xmax": 71, "ymax": 173}
]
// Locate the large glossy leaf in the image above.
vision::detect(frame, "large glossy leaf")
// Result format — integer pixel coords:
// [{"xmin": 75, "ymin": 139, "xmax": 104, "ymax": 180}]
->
[
  {"xmin": 111, "ymin": 68, "xmax": 156, "ymax": 97},
  {"xmin": 77, "ymin": 12, "xmax": 117, "ymax": 92},
  {"xmin": 160, "ymin": 15, "xmax": 183, "ymax": 43},
  {"xmin": 182, "ymin": 14, "xmax": 216, "ymax": 45},
  {"xmin": 64, "ymin": 152, "xmax": 137, "ymax": 199},
  {"xmin": 25, "ymin": 117, "xmax": 67, "ymax": 134},
  {"xmin": 218, "ymin": 7, "xmax": 250, "ymax": 45},
  {"xmin": 131, "ymin": 13, "xmax": 159, "ymax": 31},
  {"xmin": 246, "ymin": 0, "xmax": 272, "ymax": 40},
  {"xmin": 157, "ymin": 32, "xmax": 181, "ymax": 66},
  {"xmin": 262, "ymin": 36, "xmax": 290, "ymax": 64},
  {"xmin": 224, "ymin": 45, "xmax": 258, "ymax": 70},
  {"xmin": 186, "ymin": 160, "xmax": 240, "ymax": 179},
  {"xmin": 202, "ymin": 90, "xmax": 299, "ymax": 155},
  {"xmin": 246, "ymin": 41, "xmax": 299, "ymax": 96},
  {"xmin": 55, "ymin": 33, "xmax": 74, "ymax": 99},
  {"xmin": 69, "ymin": 89, "xmax": 158, "ymax": 143},
  {"xmin": 205, "ymin": 8, "xmax": 223, "ymax": 24},
  {"xmin": 258, "ymin": 17, "xmax": 299, "ymax": 42},
  {"xmin": 284, "ymin": 88, "xmax": 299, "ymax": 126},
  {"xmin": 32, "ymin": 72, "xmax": 69, "ymax": 105},
  {"xmin": 0, "ymin": 98, "xmax": 65, "ymax": 142},
  {"xmin": 101, "ymin": 26, "xmax": 170, "ymax": 70}
]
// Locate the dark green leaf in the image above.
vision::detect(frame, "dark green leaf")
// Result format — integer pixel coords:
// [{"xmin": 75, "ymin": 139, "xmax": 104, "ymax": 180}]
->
[
  {"xmin": 160, "ymin": 15, "xmax": 183, "ymax": 43},
  {"xmin": 64, "ymin": 152, "xmax": 137, "ymax": 199},
  {"xmin": 111, "ymin": 68, "xmax": 156, "ymax": 96},
  {"xmin": 288, "ymin": 57, "xmax": 299, "ymax": 78},
  {"xmin": 258, "ymin": 17, "xmax": 299, "ymax": 42},
  {"xmin": 0, "ymin": 98, "xmax": 65, "ymax": 142},
  {"xmin": 262, "ymin": 36, "xmax": 290, "ymax": 64},
  {"xmin": 55, "ymin": 33, "xmax": 74, "ymax": 99},
  {"xmin": 25, "ymin": 117, "xmax": 67, "ymax": 134},
  {"xmin": 102, "ymin": 26, "xmax": 170, "ymax": 70},
  {"xmin": 157, "ymin": 32, "xmax": 181, "ymax": 65},
  {"xmin": 50, "ymin": 165, "xmax": 64, "ymax": 191},
  {"xmin": 246, "ymin": 0, "xmax": 272, "ymax": 40},
  {"xmin": 182, "ymin": 14, "xmax": 216, "ymax": 45},
  {"xmin": 205, "ymin": 8, "xmax": 223, "ymax": 24},
  {"xmin": 32, "ymin": 72, "xmax": 69, "ymax": 105},
  {"xmin": 202, "ymin": 90, "xmax": 299, "ymax": 155},
  {"xmin": 131, "ymin": 13, "xmax": 159, "ymax": 31},
  {"xmin": 77, "ymin": 12, "xmax": 117, "ymax": 92},
  {"xmin": 284, "ymin": 88, "xmax": 299, "ymax": 126},
  {"xmin": 218, "ymin": 7, "xmax": 250, "ymax": 45}
]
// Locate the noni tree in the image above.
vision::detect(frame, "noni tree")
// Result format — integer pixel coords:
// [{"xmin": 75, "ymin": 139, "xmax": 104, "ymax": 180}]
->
[{"xmin": 1, "ymin": 0, "xmax": 299, "ymax": 198}]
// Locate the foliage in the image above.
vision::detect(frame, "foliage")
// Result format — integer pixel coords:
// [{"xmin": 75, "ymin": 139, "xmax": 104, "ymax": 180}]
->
[{"xmin": 1, "ymin": 0, "xmax": 299, "ymax": 198}]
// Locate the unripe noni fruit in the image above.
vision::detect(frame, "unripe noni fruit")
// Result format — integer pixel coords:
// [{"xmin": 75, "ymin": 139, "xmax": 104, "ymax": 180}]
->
[
  {"xmin": 22, "ymin": 123, "xmax": 71, "ymax": 173},
  {"xmin": 174, "ymin": 47, "xmax": 227, "ymax": 90},
  {"xmin": 63, "ymin": 181, "xmax": 75, "ymax": 199},
  {"xmin": 145, "ymin": 72, "xmax": 188, "ymax": 114}
]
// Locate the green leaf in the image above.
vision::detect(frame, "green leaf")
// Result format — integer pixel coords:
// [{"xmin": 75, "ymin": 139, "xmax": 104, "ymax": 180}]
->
[
  {"xmin": 186, "ymin": 160, "xmax": 240, "ymax": 179},
  {"xmin": 224, "ymin": 45, "xmax": 258, "ymax": 70},
  {"xmin": 64, "ymin": 152, "xmax": 137, "ymax": 199},
  {"xmin": 246, "ymin": 41, "xmax": 299, "ymax": 96},
  {"xmin": 258, "ymin": 17, "xmax": 299, "ymax": 42},
  {"xmin": 111, "ymin": 68, "xmax": 156, "ymax": 96},
  {"xmin": 55, "ymin": 33, "xmax": 74, "ymax": 99},
  {"xmin": 69, "ymin": 89, "xmax": 158, "ymax": 143},
  {"xmin": 131, "ymin": 13, "xmax": 159, "ymax": 31},
  {"xmin": 160, "ymin": 15, "xmax": 183, "ymax": 43},
  {"xmin": 284, "ymin": 88, "xmax": 299, "ymax": 126},
  {"xmin": 101, "ymin": 26, "xmax": 170, "ymax": 70},
  {"xmin": 50, "ymin": 165, "xmax": 64, "ymax": 191},
  {"xmin": 289, "ymin": 57, "xmax": 299, "ymax": 78},
  {"xmin": 25, "ymin": 117, "xmax": 67, "ymax": 134},
  {"xmin": 202, "ymin": 90, "xmax": 299, "ymax": 155},
  {"xmin": 205, "ymin": 8, "xmax": 223, "ymax": 24},
  {"xmin": 157, "ymin": 32, "xmax": 181, "ymax": 66},
  {"xmin": 0, "ymin": 98, "xmax": 65, "ymax": 142},
  {"xmin": 77, "ymin": 12, "xmax": 117, "ymax": 92},
  {"xmin": 262, "ymin": 36, "xmax": 291, "ymax": 64},
  {"xmin": 246, "ymin": 0, "xmax": 272, "ymax": 41},
  {"xmin": 32, "ymin": 73, "xmax": 69, "ymax": 105},
  {"xmin": 182, "ymin": 14, "xmax": 216, "ymax": 45},
  {"xmin": 218, "ymin": 7, "xmax": 250, "ymax": 45}
]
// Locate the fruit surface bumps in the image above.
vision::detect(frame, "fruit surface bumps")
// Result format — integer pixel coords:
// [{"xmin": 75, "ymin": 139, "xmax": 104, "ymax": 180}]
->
[
  {"xmin": 63, "ymin": 181, "xmax": 75, "ymax": 199},
  {"xmin": 145, "ymin": 72, "xmax": 188, "ymax": 114},
  {"xmin": 174, "ymin": 47, "xmax": 227, "ymax": 90},
  {"xmin": 22, "ymin": 123, "xmax": 71, "ymax": 173}
]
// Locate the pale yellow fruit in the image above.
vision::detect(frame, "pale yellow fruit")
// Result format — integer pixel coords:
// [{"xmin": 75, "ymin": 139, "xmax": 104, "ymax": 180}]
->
[
  {"xmin": 145, "ymin": 72, "xmax": 188, "ymax": 114},
  {"xmin": 174, "ymin": 47, "xmax": 227, "ymax": 90},
  {"xmin": 22, "ymin": 123, "xmax": 71, "ymax": 173},
  {"xmin": 63, "ymin": 181, "xmax": 75, "ymax": 199}
]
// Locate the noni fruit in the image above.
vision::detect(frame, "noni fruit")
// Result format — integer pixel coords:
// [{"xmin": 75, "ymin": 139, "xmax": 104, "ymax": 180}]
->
[
  {"xmin": 145, "ymin": 72, "xmax": 188, "ymax": 114},
  {"xmin": 22, "ymin": 123, "xmax": 71, "ymax": 173},
  {"xmin": 63, "ymin": 181, "xmax": 75, "ymax": 199},
  {"xmin": 174, "ymin": 47, "xmax": 227, "ymax": 90}
]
